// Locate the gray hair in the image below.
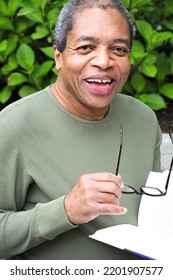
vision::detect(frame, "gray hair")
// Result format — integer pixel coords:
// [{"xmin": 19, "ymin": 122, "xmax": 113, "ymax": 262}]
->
[{"xmin": 53, "ymin": 0, "xmax": 134, "ymax": 52}]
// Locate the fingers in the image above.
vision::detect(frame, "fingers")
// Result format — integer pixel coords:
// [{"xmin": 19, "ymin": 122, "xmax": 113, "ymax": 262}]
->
[
  {"xmin": 95, "ymin": 192, "xmax": 120, "ymax": 205},
  {"xmin": 96, "ymin": 202, "xmax": 127, "ymax": 216},
  {"xmin": 89, "ymin": 173, "xmax": 123, "ymax": 201},
  {"xmin": 64, "ymin": 172, "xmax": 127, "ymax": 225},
  {"xmin": 92, "ymin": 172, "xmax": 124, "ymax": 188},
  {"xmin": 94, "ymin": 182, "xmax": 122, "ymax": 201}
]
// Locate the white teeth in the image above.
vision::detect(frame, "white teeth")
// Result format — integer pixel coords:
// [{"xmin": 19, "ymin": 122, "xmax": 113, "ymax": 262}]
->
[{"xmin": 87, "ymin": 79, "xmax": 112, "ymax": 84}]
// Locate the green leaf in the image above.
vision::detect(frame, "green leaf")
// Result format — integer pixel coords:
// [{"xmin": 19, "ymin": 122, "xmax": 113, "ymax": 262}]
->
[
  {"xmin": 36, "ymin": 61, "xmax": 54, "ymax": 78},
  {"xmin": 1, "ymin": 54, "xmax": 18, "ymax": 75},
  {"xmin": 131, "ymin": 40, "xmax": 145, "ymax": 57},
  {"xmin": 0, "ymin": 54, "xmax": 5, "ymax": 63},
  {"xmin": 130, "ymin": 40, "xmax": 146, "ymax": 64},
  {"xmin": 18, "ymin": 4, "xmax": 43, "ymax": 23},
  {"xmin": 52, "ymin": 67, "xmax": 58, "ymax": 76},
  {"xmin": 0, "ymin": 15, "xmax": 13, "ymax": 30},
  {"xmin": 7, "ymin": 0, "xmax": 22, "ymax": 17},
  {"xmin": 8, "ymin": 72, "xmax": 28, "ymax": 86},
  {"xmin": 16, "ymin": 19, "xmax": 29, "ymax": 34},
  {"xmin": 160, "ymin": 84, "xmax": 173, "ymax": 99},
  {"xmin": 18, "ymin": 85, "xmax": 36, "ymax": 98},
  {"xmin": 0, "ymin": 86, "xmax": 12, "ymax": 104},
  {"xmin": 31, "ymin": 25, "xmax": 49, "ymax": 40},
  {"xmin": 5, "ymin": 34, "xmax": 18, "ymax": 57},
  {"xmin": 16, "ymin": 44, "xmax": 35, "ymax": 73},
  {"xmin": 151, "ymin": 31, "xmax": 173, "ymax": 47},
  {"xmin": 0, "ymin": 40, "xmax": 7, "ymax": 52},
  {"xmin": 164, "ymin": 20, "xmax": 173, "ymax": 31},
  {"xmin": 138, "ymin": 94, "xmax": 166, "ymax": 110},
  {"xmin": 155, "ymin": 53, "xmax": 169, "ymax": 82},
  {"xmin": 135, "ymin": 20, "xmax": 153, "ymax": 44},
  {"xmin": 47, "ymin": 8, "xmax": 60, "ymax": 30},
  {"xmin": 17, "ymin": 5, "xmax": 35, "ymax": 16},
  {"xmin": 143, "ymin": 54, "xmax": 157, "ymax": 65},
  {"xmin": 33, "ymin": 0, "xmax": 48, "ymax": 11},
  {"xmin": 139, "ymin": 63, "xmax": 157, "ymax": 77},
  {"xmin": 120, "ymin": 0, "xmax": 130, "ymax": 7},
  {"xmin": 40, "ymin": 47, "xmax": 54, "ymax": 59},
  {"xmin": 170, "ymin": 37, "xmax": 173, "ymax": 46},
  {"xmin": 165, "ymin": 1, "xmax": 173, "ymax": 15},
  {"xmin": 131, "ymin": 0, "xmax": 152, "ymax": 9},
  {"xmin": 131, "ymin": 72, "xmax": 146, "ymax": 93},
  {"xmin": 0, "ymin": 1, "xmax": 7, "ymax": 16}
]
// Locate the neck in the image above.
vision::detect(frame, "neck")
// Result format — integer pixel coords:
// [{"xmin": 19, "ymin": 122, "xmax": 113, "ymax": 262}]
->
[{"xmin": 50, "ymin": 83, "xmax": 109, "ymax": 121}]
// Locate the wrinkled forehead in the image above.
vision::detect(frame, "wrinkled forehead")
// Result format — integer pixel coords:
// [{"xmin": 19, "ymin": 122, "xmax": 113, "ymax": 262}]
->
[
  {"xmin": 72, "ymin": 6, "xmax": 128, "ymax": 27},
  {"xmin": 68, "ymin": 7, "xmax": 130, "ymax": 46}
]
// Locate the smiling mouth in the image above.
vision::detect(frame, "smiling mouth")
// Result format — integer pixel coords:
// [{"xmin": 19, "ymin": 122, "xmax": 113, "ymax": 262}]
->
[{"xmin": 85, "ymin": 79, "xmax": 114, "ymax": 86}]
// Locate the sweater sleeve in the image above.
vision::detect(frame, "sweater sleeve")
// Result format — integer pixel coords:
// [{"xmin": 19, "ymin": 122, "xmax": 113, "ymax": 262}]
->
[{"xmin": 0, "ymin": 123, "xmax": 77, "ymax": 259}]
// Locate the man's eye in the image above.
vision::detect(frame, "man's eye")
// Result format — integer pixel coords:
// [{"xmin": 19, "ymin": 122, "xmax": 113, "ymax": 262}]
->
[
  {"xmin": 111, "ymin": 47, "xmax": 129, "ymax": 57},
  {"xmin": 77, "ymin": 45, "xmax": 94, "ymax": 53}
]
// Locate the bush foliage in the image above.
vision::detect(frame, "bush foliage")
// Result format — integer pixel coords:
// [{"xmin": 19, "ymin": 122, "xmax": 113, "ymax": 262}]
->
[
  {"xmin": 121, "ymin": 0, "xmax": 173, "ymax": 110},
  {"xmin": 0, "ymin": 0, "xmax": 173, "ymax": 110}
]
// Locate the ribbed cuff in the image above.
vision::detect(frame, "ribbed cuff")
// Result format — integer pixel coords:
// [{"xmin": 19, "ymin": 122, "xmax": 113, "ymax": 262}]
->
[{"xmin": 36, "ymin": 196, "xmax": 78, "ymax": 240}]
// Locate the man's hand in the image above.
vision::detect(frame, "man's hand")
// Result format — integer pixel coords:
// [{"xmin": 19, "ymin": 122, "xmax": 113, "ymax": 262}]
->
[{"xmin": 64, "ymin": 172, "xmax": 127, "ymax": 225}]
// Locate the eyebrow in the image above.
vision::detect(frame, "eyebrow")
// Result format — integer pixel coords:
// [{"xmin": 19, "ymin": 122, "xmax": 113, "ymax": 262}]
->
[
  {"xmin": 76, "ymin": 36, "xmax": 98, "ymax": 43},
  {"xmin": 76, "ymin": 36, "xmax": 130, "ymax": 47}
]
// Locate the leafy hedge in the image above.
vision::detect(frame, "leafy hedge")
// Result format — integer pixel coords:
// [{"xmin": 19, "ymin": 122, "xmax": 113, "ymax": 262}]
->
[
  {"xmin": 121, "ymin": 0, "xmax": 173, "ymax": 110},
  {"xmin": 0, "ymin": 0, "xmax": 173, "ymax": 111},
  {"xmin": 0, "ymin": 0, "xmax": 67, "ymax": 107}
]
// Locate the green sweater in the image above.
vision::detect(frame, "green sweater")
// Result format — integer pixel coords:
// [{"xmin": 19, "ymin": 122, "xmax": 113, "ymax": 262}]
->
[{"xmin": 0, "ymin": 87, "xmax": 162, "ymax": 260}]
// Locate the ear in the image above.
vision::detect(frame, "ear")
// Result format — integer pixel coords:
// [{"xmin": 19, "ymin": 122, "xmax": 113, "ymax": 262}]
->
[{"xmin": 53, "ymin": 45, "xmax": 62, "ymax": 70}]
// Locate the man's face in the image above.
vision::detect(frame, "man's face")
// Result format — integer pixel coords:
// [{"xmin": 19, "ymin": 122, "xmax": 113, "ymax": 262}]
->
[{"xmin": 54, "ymin": 8, "xmax": 131, "ymax": 119}]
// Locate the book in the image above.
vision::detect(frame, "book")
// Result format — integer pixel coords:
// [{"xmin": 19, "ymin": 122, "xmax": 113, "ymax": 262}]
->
[{"xmin": 89, "ymin": 171, "xmax": 173, "ymax": 260}]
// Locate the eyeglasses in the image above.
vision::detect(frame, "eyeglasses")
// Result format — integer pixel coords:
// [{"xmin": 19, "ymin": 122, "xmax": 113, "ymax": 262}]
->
[{"xmin": 115, "ymin": 125, "xmax": 173, "ymax": 197}]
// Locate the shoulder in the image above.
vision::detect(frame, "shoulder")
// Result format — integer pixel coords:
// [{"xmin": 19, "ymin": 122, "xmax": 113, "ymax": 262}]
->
[
  {"xmin": 112, "ymin": 93, "xmax": 162, "ymax": 145},
  {"xmin": 0, "ymin": 87, "xmax": 51, "ymax": 127},
  {"xmin": 1, "ymin": 87, "xmax": 48, "ymax": 116},
  {"xmin": 113, "ymin": 93, "xmax": 158, "ymax": 122},
  {"xmin": 0, "ymin": 87, "xmax": 55, "ymax": 141},
  {"xmin": 112, "ymin": 93, "xmax": 162, "ymax": 142}
]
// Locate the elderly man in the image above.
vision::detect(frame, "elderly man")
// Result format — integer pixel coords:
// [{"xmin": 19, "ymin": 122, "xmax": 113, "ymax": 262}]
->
[{"xmin": 0, "ymin": 0, "xmax": 161, "ymax": 260}]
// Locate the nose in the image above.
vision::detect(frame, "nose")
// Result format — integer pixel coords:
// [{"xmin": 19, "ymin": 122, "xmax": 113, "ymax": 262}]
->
[{"xmin": 90, "ymin": 48, "xmax": 113, "ymax": 69}]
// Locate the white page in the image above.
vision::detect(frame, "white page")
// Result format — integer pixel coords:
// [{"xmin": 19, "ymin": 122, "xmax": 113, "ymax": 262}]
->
[
  {"xmin": 90, "ymin": 223, "xmax": 173, "ymax": 260},
  {"xmin": 138, "ymin": 171, "xmax": 173, "ymax": 237},
  {"xmin": 90, "ymin": 171, "xmax": 173, "ymax": 259}
]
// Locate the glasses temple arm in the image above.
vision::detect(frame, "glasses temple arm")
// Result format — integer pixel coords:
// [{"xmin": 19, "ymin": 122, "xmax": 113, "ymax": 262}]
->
[
  {"xmin": 169, "ymin": 131, "xmax": 173, "ymax": 144},
  {"xmin": 115, "ymin": 124, "xmax": 123, "ymax": 175},
  {"xmin": 165, "ymin": 156, "xmax": 173, "ymax": 192},
  {"xmin": 115, "ymin": 143, "xmax": 122, "ymax": 175}
]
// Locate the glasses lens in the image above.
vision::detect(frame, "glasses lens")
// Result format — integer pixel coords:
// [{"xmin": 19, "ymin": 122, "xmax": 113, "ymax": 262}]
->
[
  {"xmin": 122, "ymin": 185, "xmax": 135, "ymax": 194},
  {"xmin": 141, "ymin": 186, "xmax": 164, "ymax": 196}
]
